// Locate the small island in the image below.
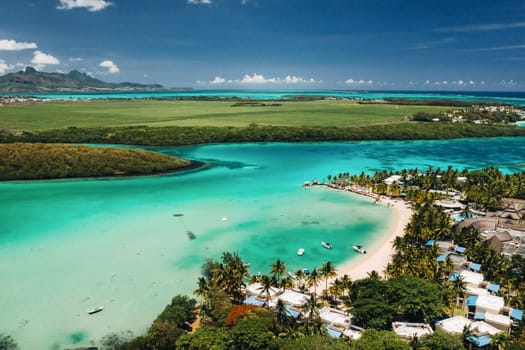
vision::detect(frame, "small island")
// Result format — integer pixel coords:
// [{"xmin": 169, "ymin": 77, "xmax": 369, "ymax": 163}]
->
[{"xmin": 0, "ymin": 143, "xmax": 193, "ymax": 180}]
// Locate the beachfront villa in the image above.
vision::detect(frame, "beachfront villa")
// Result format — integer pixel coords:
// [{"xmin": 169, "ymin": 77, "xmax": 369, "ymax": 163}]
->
[
  {"xmin": 391, "ymin": 322, "xmax": 433, "ymax": 340},
  {"xmin": 244, "ymin": 283, "xmax": 363, "ymax": 340},
  {"xmin": 435, "ymin": 316, "xmax": 502, "ymax": 348}
]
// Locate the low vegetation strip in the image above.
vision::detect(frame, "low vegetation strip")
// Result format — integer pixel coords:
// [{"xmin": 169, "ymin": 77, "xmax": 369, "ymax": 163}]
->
[
  {"xmin": 0, "ymin": 143, "xmax": 191, "ymax": 180},
  {"xmin": 2, "ymin": 123, "xmax": 525, "ymax": 146}
]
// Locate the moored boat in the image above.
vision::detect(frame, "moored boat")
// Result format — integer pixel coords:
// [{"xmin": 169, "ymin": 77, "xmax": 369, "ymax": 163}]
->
[
  {"xmin": 353, "ymin": 245, "xmax": 367, "ymax": 254},
  {"xmin": 88, "ymin": 306, "xmax": 104, "ymax": 315},
  {"xmin": 297, "ymin": 248, "xmax": 304, "ymax": 256},
  {"xmin": 321, "ymin": 242, "xmax": 333, "ymax": 249},
  {"xmin": 288, "ymin": 271, "xmax": 298, "ymax": 280}
]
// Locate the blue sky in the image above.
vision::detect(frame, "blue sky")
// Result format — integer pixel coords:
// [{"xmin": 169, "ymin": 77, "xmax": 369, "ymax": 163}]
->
[{"xmin": 0, "ymin": 0, "xmax": 524, "ymax": 90}]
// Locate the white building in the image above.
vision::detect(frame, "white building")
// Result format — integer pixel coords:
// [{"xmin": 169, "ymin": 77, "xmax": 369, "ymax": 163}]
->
[{"xmin": 392, "ymin": 322, "xmax": 433, "ymax": 339}]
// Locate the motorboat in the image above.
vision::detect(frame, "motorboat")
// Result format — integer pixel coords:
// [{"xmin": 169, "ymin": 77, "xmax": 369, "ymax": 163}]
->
[
  {"xmin": 353, "ymin": 245, "xmax": 367, "ymax": 254},
  {"xmin": 88, "ymin": 306, "xmax": 104, "ymax": 315},
  {"xmin": 321, "ymin": 242, "xmax": 333, "ymax": 249},
  {"xmin": 297, "ymin": 248, "xmax": 304, "ymax": 256}
]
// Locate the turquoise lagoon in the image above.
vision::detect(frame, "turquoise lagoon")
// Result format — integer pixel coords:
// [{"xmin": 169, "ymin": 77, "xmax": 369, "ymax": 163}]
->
[
  {"xmin": 20, "ymin": 89, "xmax": 525, "ymax": 106},
  {"xmin": 1, "ymin": 138, "xmax": 525, "ymax": 349}
]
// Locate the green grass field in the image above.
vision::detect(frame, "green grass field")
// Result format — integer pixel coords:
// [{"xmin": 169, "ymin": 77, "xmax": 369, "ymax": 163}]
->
[{"xmin": 0, "ymin": 100, "xmax": 454, "ymax": 131}]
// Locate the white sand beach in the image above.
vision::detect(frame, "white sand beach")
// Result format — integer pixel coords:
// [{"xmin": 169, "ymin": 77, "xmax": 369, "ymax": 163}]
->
[{"xmin": 338, "ymin": 196, "xmax": 413, "ymax": 280}]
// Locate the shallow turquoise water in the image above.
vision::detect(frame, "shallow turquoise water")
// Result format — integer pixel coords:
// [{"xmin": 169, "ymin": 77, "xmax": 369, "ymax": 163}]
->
[
  {"xmin": 1, "ymin": 138, "xmax": 525, "ymax": 349},
  {"xmin": 17, "ymin": 89, "xmax": 525, "ymax": 106}
]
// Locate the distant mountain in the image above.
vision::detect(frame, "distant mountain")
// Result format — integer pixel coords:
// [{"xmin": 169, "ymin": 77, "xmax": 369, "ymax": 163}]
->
[{"xmin": 0, "ymin": 67, "xmax": 188, "ymax": 93}]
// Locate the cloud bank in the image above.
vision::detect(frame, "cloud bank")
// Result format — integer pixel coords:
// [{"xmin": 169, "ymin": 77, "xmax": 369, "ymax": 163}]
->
[
  {"xmin": 187, "ymin": 0, "xmax": 212, "ymax": 4},
  {"xmin": 345, "ymin": 78, "xmax": 373, "ymax": 85},
  {"xmin": 31, "ymin": 51, "xmax": 61, "ymax": 70},
  {"xmin": 207, "ymin": 73, "xmax": 318, "ymax": 85},
  {"xmin": 0, "ymin": 39, "xmax": 38, "ymax": 51},
  {"xmin": 99, "ymin": 60, "xmax": 120, "ymax": 74},
  {"xmin": 0, "ymin": 60, "xmax": 14, "ymax": 74},
  {"xmin": 57, "ymin": 0, "xmax": 112, "ymax": 12}
]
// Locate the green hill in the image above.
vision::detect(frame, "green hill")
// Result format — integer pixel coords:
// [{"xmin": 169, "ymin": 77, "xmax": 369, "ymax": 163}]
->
[{"xmin": 0, "ymin": 67, "xmax": 187, "ymax": 93}]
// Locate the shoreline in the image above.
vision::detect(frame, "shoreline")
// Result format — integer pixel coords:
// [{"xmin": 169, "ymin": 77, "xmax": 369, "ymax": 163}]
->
[
  {"xmin": 311, "ymin": 183, "xmax": 413, "ymax": 281},
  {"xmin": 338, "ymin": 196, "xmax": 412, "ymax": 280}
]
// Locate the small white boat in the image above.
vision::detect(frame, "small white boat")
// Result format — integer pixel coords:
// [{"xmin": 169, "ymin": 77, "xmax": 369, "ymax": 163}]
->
[
  {"xmin": 221, "ymin": 217, "xmax": 228, "ymax": 222},
  {"xmin": 353, "ymin": 245, "xmax": 367, "ymax": 254},
  {"xmin": 288, "ymin": 271, "xmax": 298, "ymax": 280},
  {"xmin": 297, "ymin": 248, "xmax": 304, "ymax": 256},
  {"xmin": 321, "ymin": 242, "xmax": 333, "ymax": 249},
  {"xmin": 88, "ymin": 306, "xmax": 104, "ymax": 315}
]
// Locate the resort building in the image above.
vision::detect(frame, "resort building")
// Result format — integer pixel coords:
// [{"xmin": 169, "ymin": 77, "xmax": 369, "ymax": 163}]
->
[
  {"xmin": 435, "ymin": 316, "xmax": 503, "ymax": 348},
  {"xmin": 391, "ymin": 322, "xmax": 433, "ymax": 340},
  {"xmin": 319, "ymin": 307, "xmax": 352, "ymax": 329},
  {"xmin": 277, "ymin": 290, "xmax": 310, "ymax": 308},
  {"xmin": 435, "ymin": 316, "xmax": 471, "ymax": 334},
  {"xmin": 342, "ymin": 325, "xmax": 364, "ymax": 340}
]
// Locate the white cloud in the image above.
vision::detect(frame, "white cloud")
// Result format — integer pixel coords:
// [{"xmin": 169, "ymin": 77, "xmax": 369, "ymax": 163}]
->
[
  {"xmin": 205, "ymin": 73, "xmax": 318, "ymax": 85},
  {"xmin": 240, "ymin": 73, "xmax": 271, "ymax": 84},
  {"xmin": 69, "ymin": 57, "xmax": 83, "ymax": 62},
  {"xmin": 469, "ymin": 80, "xmax": 475, "ymax": 85},
  {"xmin": 345, "ymin": 78, "xmax": 373, "ymax": 85},
  {"xmin": 210, "ymin": 76, "xmax": 226, "ymax": 84},
  {"xmin": 187, "ymin": 0, "xmax": 212, "ymax": 4},
  {"xmin": 57, "ymin": 0, "xmax": 112, "ymax": 12},
  {"xmin": 500, "ymin": 80, "xmax": 518, "ymax": 87},
  {"xmin": 0, "ymin": 39, "xmax": 37, "ymax": 51},
  {"xmin": 99, "ymin": 60, "xmax": 120, "ymax": 74},
  {"xmin": 31, "ymin": 50, "xmax": 60, "ymax": 70},
  {"xmin": 0, "ymin": 60, "xmax": 14, "ymax": 74}
]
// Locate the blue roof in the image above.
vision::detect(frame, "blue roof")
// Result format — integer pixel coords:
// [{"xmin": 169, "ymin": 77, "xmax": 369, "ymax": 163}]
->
[
  {"xmin": 488, "ymin": 283, "xmax": 500, "ymax": 293},
  {"xmin": 426, "ymin": 240, "xmax": 435, "ymax": 246},
  {"xmin": 467, "ymin": 335, "xmax": 492, "ymax": 347},
  {"xmin": 244, "ymin": 295, "xmax": 265, "ymax": 306},
  {"xmin": 470, "ymin": 263, "xmax": 482, "ymax": 271},
  {"xmin": 474, "ymin": 312, "xmax": 485, "ymax": 320},
  {"xmin": 456, "ymin": 246, "xmax": 466, "ymax": 254},
  {"xmin": 449, "ymin": 273, "xmax": 460, "ymax": 282},
  {"xmin": 511, "ymin": 308, "xmax": 524, "ymax": 321},
  {"xmin": 466, "ymin": 295, "xmax": 478, "ymax": 307},
  {"xmin": 285, "ymin": 305, "xmax": 301, "ymax": 319},
  {"xmin": 325, "ymin": 325, "xmax": 342, "ymax": 339},
  {"xmin": 437, "ymin": 254, "xmax": 447, "ymax": 263}
]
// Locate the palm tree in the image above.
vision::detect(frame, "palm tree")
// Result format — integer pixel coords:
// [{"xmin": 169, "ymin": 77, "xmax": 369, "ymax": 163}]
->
[
  {"xmin": 301, "ymin": 294, "xmax": 320, "ymax": 324},
  {"xmin": 319, "ymin": 261, "xmax": 337, "ymax": 298},
  {"xmin": 490, "ymin": 332, "xmax": 508, "ymax": 350},
  {"xmin": 328, "ymin": 279, "xmax": 344, "ymax": 304},
  {"xmin": 258, "ymin": 274, "xmax": 273, "ymax": 305},
  {"xmin": 451, "ymin": 275, "xmax": 466, "ymax": 309},
  {"xmin": 306, "ymin": 268, "xmax": 320, "ymax": 295},
  {"xmin": 340, "ymin": 274, "xmax": 352, "ymax": 298},
  {"xmin": 279, "ymin": 276, "xmax": 294, "ymax": 292},
  {"xmin": 270, "ymin": 258, "xmax": 286, "ymax": 280},
  {"xmin": 275, "ymin": 299, "xmax": 289, "ymax": 329},
  {"xmin": 193, "ymin": 276, "xmax": 209, "ymax": 298},
  {"xmin": 294, "ymin": 269, "xmax": 306, "ymax": 291},
  {"xmin": 367, "ymin": 270, "xmax": 381, "ymax": 281}
]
